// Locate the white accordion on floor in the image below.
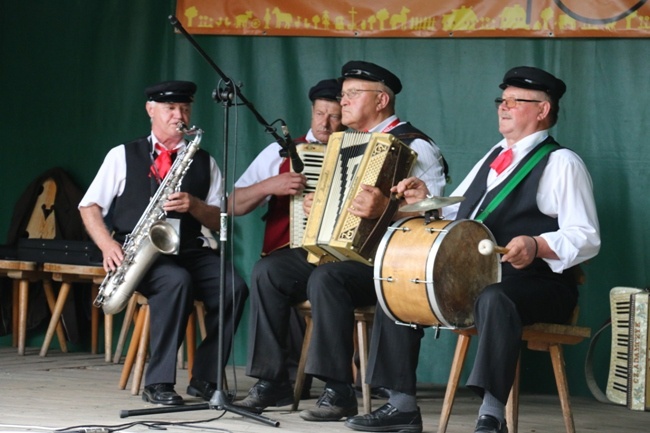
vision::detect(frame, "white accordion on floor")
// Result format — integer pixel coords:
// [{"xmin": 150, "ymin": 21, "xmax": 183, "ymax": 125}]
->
[{"xmin": 607, "ymin": 286, "xmax": 650, "ymax": 410}]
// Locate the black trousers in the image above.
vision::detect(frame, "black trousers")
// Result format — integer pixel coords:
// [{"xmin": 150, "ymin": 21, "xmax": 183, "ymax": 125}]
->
[
  {"xmin": 246, "ymin": 248, "xmax": 314, "ymax": 381},
  {"xmin": 138, "ymin": 248, "xmax": 249, "ymax": 386},
  {"xmin": 305, "ymin": 259, "xmax": 377, "ymax": 384},
  {"xmin": 366, "ymin": 270, "xmax": 577, "ymax": 402},
  {"xmin": 246, "ymin": 248, "xmax": 376, "ymax": 385}
]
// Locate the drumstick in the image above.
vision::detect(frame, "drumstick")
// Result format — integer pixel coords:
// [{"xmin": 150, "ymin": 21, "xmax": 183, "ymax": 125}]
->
[
  {"xmin": 393, "ymin": 179, "xmax": 418, "ymax": 200},
  {"xmin": 478, "ymin": 239, "xmax": 509, "ymax": 255}
]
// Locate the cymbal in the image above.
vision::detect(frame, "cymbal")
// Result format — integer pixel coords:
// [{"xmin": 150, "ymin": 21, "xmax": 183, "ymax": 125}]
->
[{"xmin": 399, "ymin": 196, "xmax": 465, "ymax": 212}]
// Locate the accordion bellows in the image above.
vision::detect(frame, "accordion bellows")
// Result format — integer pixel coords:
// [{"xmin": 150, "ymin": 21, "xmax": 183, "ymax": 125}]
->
[{"xmin": 302, "ymin": 131, "xmax": 417, "ymax": 265}]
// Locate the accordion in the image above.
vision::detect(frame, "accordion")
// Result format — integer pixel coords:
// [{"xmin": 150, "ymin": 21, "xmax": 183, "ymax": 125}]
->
[
  {"xmin": 607, "ymin": 286, "xmax": 650, "ymax": 410},
  {"xmin": 302, "ymin": 131, "xmax": 417, "ymax": 265},
  {"xmin": 290, "ymin": 142, "xmax": 327, "ymax": 248}
]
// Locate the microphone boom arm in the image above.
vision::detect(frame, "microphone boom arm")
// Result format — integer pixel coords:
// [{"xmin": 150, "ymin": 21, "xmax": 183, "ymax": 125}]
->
[{"xmin": 168, "ymin": 15, "xmax": 303, "ymax": 172}]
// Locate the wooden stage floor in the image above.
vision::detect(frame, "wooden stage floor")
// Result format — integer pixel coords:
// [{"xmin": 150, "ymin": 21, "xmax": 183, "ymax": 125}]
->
[{"xmin": 0, "ymin": 347, "xmax": 647, "ymax": 433}]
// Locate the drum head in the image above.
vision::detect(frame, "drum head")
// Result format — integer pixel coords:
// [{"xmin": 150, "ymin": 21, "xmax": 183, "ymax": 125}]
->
[{"xmin": 427, "ymin": 219, "xmax": 500, "ymax": 329}]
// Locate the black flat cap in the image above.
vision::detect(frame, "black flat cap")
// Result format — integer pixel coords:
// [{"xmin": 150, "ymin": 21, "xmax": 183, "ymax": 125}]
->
[
  {"xmin": 499, "ymin": 66, "xmax": 566, "ymax": 100},
  {"xmin": 308, "ymin": 78, "xmax": 341, "ymax": 102},
  {"xmin": 145, "ymin": 80, "xmax": 197, "ymax": 103},
  {"xmin": 341, "ymin": 60, "xmax": 402, "ymax": 95}
]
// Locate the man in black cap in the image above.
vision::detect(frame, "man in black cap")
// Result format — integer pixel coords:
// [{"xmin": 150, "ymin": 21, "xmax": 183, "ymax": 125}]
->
[
  {"xmin": 228, "ymin": 77, "xmax": 345, "ymax": 407},
  {"xmin": 79, "ymin": 80, "xmax": 249, "ymax": 405},
  {"xmin": 345, "ymin": 66, "xmax": 600, "ymax": 433},
  {"xmin": 233, "ymin": 61, "xmax": 448, "ymax": 421}
]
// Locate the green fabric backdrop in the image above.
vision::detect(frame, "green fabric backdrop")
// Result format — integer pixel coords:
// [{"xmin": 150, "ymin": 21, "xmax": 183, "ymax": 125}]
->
[{"xmin": 2, "ymin": 1, "xmax": 649, "ymax": 398}]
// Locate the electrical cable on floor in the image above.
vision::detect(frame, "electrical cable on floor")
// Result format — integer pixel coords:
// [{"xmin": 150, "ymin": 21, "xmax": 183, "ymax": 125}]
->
[{"xmin": 51, "ymin": 415, "xmax": 234, "ymax": 433}]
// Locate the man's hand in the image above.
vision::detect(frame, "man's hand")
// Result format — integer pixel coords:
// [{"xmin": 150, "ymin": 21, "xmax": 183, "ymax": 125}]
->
[
  {"xmin": 163, "ymin": 191, "xmax": 193, "ymax": 213},
  {"xmin": 303, "ymin": 192, "xmax": 314, "ymax": 216},
  {"xmin": 267, "ymin": 172, "xmax": 308, "ymax": 196},
  {"xmin": 391, "ymin": 176, "xmax": 430, "ymax": 204},
  {"xmin": 101, "ymin": 240, "xmax": 124, "ymax": 272},
  {"xmin": 501, "ymin": 235, "xmax": 538, "ymax": 269},
  {"xmin": 348, "ymin": 184, "xmax": 389, "ymax": 219}
]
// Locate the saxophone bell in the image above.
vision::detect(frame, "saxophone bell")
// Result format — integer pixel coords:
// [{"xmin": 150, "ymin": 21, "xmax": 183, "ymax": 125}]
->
[{"xmin": 94, "ymin": 220, "xmax": 181, "ymax": 315}]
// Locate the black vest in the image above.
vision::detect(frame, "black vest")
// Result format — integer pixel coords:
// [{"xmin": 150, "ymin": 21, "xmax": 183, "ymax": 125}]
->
[
  {"xmin": 457, "ymin": 137, "xmax": 571, "ymax": 279},
  {"xmin": 111, "ymin": 137, "xmax": 211, "ymax": 249},
  {"xmin": 390, "ymin": 122, "xmax": 449, "ymax": 180}
]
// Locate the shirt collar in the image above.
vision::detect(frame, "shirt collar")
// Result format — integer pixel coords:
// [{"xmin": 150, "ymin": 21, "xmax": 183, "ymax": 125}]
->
[
  {"xmin": 495, "ymin": 129, "xmax": 549, "ymax": 156},
  {"xmin": 149, "ymin": 133, "xmax": 185, "ymax": 153},
  {"xmin": 367, "ymin": 115, "xmax": 400, "ymax": 133},
  {"xmin": 305, "ymin": 129, "xmax": 318, "ymax": 143}
]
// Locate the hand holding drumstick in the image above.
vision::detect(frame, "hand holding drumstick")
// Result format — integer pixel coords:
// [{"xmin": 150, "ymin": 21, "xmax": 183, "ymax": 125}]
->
[{"xmin": 478, "ymin": 236, "xmax": 557, "ymax": 269}]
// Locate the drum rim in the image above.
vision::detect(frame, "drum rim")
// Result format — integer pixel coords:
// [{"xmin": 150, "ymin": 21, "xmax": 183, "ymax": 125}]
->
[
  {"xmin": 373, "ymin": 216, "xmax": 417, "ymax": 323},
  {"xmin": 425, "ymin": 218, "xmax": 501, "ymax": 329}
]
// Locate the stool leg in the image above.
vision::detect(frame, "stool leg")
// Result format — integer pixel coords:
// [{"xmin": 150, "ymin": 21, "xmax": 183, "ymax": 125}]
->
[
  {"xmin": 292, "ymin": 314, "xmax": 313, "ymax": 411},
  {"xmin": 119, "ymin": 306, "xmax": 144, "ymax": 389},
  {"xmin": 113, "ymin": 296, "xmax": 138, "ymax": 364},
  {"xmin": 549, "ymin": 344, "xmax": 576, "ymax": 433},
  {"xmin": 40, "ymin": 282, "xmax": 71, "ymax": 356},
  {"xmin": 104, "ymin": 313, "xmax": 113, "ymax": 362},
  {"xmin": 12, "ymin": 281, "xmax": 19, "ymax": 349},
  {"xmin": 91, "ymin": 286, "xmax": 99, "ymax": 355},
  {"xmin": 42, "ymin": 280, "xmax": 67, "ymax": 353},
  {"xmin": 357, "ymin": 317, "xmax": 372, "ymax": 414},
  {"xmin": 185, "ymin": 309, "xmax": 197, "ymax": 380},
  {"xmin": 195, "ymin": 301, "xmax": 207, "ymax": 339},
  {"xmin": 438, "ymin": 333, "xmax": 472, "ymax": 433},
  {"xmin": 506, "ymin": 355, "xmax": 521, "ymax": 433},
  {"xmin": 131, "ymin": 305, "xmax": 150, "ymax": 395},
  {"xmin": 17, "ymin": 280, "xmax": 29, "ymax": 355}
]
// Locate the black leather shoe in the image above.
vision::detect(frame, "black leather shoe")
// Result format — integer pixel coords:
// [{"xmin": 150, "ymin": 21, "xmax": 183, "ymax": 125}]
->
[
  {"xmin": 475, "ymin": 415, "xmax": 508, "ymax": 433},
  {"xmin": 231, "ymin": 379, "xmax": 294, "ymax": 414},
  {"xmin": 142, "ymin": 383, "xmax": 183, "ymax": 405},
  {"xmin": 186, "ymin": 378, "xmax": 217, "ymax": 401},
  {"xmin": 299, "ymin": 386, "xmax": 358, "ymax": 421},
  {"xmin": 344, "ymin": 403, "xmax": 422, "ymax": 432}
]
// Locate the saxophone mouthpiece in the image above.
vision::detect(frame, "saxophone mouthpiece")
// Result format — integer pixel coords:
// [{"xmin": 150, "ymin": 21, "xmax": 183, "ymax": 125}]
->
[{"xmin": 177, "ymin": 122, "xmax": 201, "ymax": 135}]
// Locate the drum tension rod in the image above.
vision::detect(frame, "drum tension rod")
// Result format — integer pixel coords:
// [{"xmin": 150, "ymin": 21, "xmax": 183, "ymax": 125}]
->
[{"xmin": 394, "ymin": 322, "xmax": 442, "ymax": 338}]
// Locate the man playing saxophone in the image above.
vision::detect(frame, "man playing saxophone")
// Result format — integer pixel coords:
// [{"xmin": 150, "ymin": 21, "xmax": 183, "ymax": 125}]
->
[{"xmin": 79, "ymin": 80, "xmax": 249, "ymax": 405}]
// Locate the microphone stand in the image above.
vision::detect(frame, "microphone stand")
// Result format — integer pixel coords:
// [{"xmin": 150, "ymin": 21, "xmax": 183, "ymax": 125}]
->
[{"xmin": 118, "ymin": 15, "xmax": 285, "ymax": 427}]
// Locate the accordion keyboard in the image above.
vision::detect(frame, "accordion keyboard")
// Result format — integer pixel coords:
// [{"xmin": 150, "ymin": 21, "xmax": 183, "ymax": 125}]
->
[
  {"xmin": 290, "ymin": 143, "xmax": 325, "ymax": 248},
  {"xmin": 606, "ymin": 287, "xmax": 650, "ymax": 410}
]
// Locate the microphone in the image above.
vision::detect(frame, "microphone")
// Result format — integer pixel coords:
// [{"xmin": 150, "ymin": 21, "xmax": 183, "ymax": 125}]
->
[{"xmin": 281, "ymin": 122, "xmax": 304, "ymax": 173}]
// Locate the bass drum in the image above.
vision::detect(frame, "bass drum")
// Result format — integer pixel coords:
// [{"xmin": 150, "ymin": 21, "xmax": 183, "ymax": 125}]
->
[{"xmin": 374, "ymin": 217, "xmax": 501, "ymax": 329}]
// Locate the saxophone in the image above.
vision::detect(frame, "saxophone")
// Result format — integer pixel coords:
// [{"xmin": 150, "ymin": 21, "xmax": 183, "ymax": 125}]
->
[{"xmin": 93, "ymin": 123, "xmax": 203, "ymax": 315}]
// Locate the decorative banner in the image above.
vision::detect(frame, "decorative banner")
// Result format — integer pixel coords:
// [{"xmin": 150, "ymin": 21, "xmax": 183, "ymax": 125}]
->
[{"xmin": 175, "ymin": 0, "xmax": 650, "ymax": 38}]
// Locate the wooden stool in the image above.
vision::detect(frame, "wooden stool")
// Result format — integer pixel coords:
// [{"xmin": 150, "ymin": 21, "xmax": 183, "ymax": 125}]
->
[
  {"xmin": 117, "ymin": 293, "xmax": 206, "ymax": 395},
  {"xmin": 438, "ymin": 308, "xmax": 591, "ymax": 433},
  {"xmin": 0, "ymin": 259, "xmax": 56, "ymax": 355},
  {"xmin": 38, "ymin": 263, "xmax": 109, "ymax": 359},
  {"xmin": 292, "ymin": 301, "xmax": 376, "ymax": 414}
]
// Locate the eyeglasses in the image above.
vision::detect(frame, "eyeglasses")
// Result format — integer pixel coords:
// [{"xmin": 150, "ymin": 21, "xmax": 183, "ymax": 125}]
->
[
  {"xmin": 494, "ymin": 97, "xmax": 543, "ymax": 109},
  {"xmin": 337, "ymin": 89, "xmax": 383, "ymax": 102}
]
